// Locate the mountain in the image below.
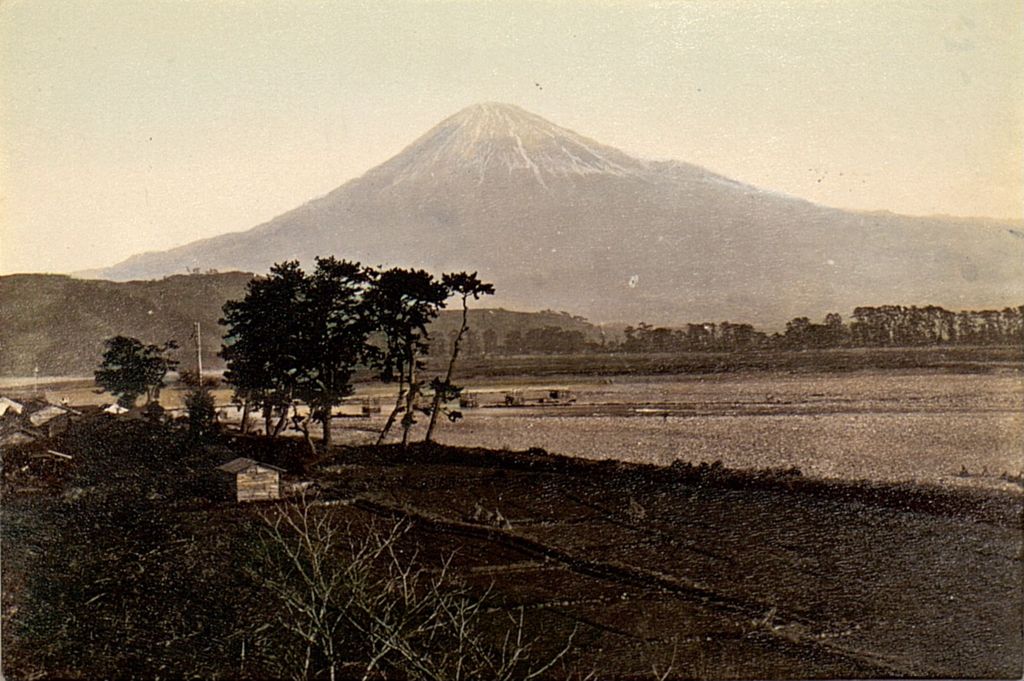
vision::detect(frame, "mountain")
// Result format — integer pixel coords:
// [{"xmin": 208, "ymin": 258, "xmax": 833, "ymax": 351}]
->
[
  {"xmin": 89, "ymin": 103, "xmax": 1024, "ymax": 326},
  {"xmin": 0, "ymin": 273, "xmax": 607, "ymax": 376}
]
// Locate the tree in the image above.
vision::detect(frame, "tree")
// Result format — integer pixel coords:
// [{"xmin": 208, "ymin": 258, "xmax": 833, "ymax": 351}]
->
[
  {"xmin": 221, "ymin": 261, "xmax": 308, "ymax": 437},
  {"xmin": 823, "ymin": 312, "xmax": 846, "ymax": 347},
  {"xmin": 94, "ymin": 336, "xmax": 179, "ymax": 409},
  {"xmin": 424, "ymin": 272, "xmax": 495, "ymax": 443},
  {"xmin": 221, "ymin": 259, "xmax": 374, "ymax": 450},
  {"xmin": 183, "ymin": 383, "xmax": 218, "ymax": 442},
  {"xmin": 254, "ymin": 496, "xmax": 575, "ymax": 681},
  {"xmin": 292, "ymin": 257, "xmax": 375, "ymax": 451},
  {"xmin": 365, "ymin": 268, "xmax": 449, "ymax": 446}
]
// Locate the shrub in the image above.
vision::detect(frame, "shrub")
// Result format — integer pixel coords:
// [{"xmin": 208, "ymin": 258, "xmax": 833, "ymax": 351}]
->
[{"xmin": 184, "ymin": 385, "xmax": 217, "ymax": 441}]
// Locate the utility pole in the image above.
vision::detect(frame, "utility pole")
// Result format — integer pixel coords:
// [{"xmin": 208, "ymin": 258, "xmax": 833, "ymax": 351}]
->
[{"xmin": 194, "ymin": 322, "xmax": 203, "ymax": 381}]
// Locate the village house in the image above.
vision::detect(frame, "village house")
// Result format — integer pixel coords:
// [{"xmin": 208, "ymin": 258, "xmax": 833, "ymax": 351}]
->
[
  {"xmin": 0, "ymin": 427, "xmax": 39, "ymax": 448},
  {"xmin": 0, "ymin": 397, "xmax": 24, "ymax": 417},
  {"xmin": 216, "ymin": 457, "xmax": 284, "ymax": 502},
  {"xmin": 0, "ymin": 397, "xmax": 81, "ymax": 445},
  {"xmin": 28, "ymin": 404, "xmax": 75, "ymax": 437}
]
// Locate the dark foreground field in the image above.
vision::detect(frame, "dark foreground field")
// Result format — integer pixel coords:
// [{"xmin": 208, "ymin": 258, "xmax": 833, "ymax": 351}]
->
[{"xmin": 2, "ymin": 418, "xmax": 1021, "ymax": 679}]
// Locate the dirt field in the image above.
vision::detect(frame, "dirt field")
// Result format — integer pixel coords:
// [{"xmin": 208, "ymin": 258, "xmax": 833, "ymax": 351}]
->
[
  {"xmin": 2, "ymin": 418, "xmax": 1021, "ymax": 678},
  {"xmin": 308, "ymin": 444, "xmax": 1023, "ymax": 678},
  {"xmin": 4, "ymin": 361, "xmax": 1021, "ymax": 677},
  {"xmin": 4, "ymin": 367, "xmax": 1020, "ymax": 496}
]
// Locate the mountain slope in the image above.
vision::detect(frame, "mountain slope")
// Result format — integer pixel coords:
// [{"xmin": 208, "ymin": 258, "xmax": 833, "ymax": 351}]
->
[
  {"xmin": 0, "ymin": 273, "xmax": 252, "ymax": 376},
  {"xmin": 0, "ymin": 273, "xmax": 607, "ymax": 376},
  {"xmin": 90, "ymin": 103, "xmax": 1024, "ymax": 326}
]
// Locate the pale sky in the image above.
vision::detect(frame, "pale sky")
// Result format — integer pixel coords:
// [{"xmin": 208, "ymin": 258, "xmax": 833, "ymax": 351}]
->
[{"xmin": 1, "ymin": 0, "xmax": 1021, "ymax": 275}]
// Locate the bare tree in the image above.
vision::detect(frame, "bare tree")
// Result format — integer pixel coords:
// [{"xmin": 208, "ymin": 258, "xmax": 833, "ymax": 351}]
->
[
  {"xmin": 365, "ymin": 268, "xmax": 448, "ymax": 446},
  {"xmin": 254, "ymin": 494, "xmax": 352, "ymax": 680},
  {"xmin": 424, "ymin": 272, "xmax": 494, "ymax": 443},
  {"xmin": 646, "ymin": 637, "xmax": 679, "ymax": 681},
  {"xmin": 253, "ymin": 494, "xmax": 575, "ymax": 681}
]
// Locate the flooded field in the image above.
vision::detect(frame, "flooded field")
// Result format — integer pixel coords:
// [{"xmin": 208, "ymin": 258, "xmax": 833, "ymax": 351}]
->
[{"xmin": 416, "ymin": 371, "xmax": 1024, "ymax": 490}]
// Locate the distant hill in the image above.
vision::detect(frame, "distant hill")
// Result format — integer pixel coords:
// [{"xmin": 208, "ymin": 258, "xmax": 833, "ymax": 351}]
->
[
  {"xmin": 86, "ymin": 102, "xmax": 1024, "ymax": 327},
  {"xmin": 0, "ymin": 273, "xmax": 607, "ymax": 376},
  {"xmin": 0, "ymin": 273, "xmax": 252, "ymax": 376}
]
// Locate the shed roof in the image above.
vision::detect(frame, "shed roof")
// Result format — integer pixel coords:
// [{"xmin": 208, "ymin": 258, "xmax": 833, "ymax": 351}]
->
[
  {"xmin": 216, "ymin": 457, "xmax": 285, "ymax": 474},
  {"xmin": 28, "ymin": 405, "xmax": 69, "ymax": 427},
  {"xmin": 0, "ymin": 427, "xmax": 40, "ymax": 446},
  {"xmin": 0, "ymin": 397, "xmax": 24, "ymax": 416}
]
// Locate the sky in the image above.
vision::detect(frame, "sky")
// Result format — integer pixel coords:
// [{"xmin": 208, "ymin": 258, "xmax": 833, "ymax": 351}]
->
[{"xmin": 1, "ymin": 0, "xmax": 1021, "ymax": 275}]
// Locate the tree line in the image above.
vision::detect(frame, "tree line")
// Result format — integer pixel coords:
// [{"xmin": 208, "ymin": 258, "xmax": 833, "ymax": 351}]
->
[
  {"xmin": 431, "ymin": 305, "xmax": 1024, "ymax": 357},
  {"xmin": 428, "ymin": 324, "xmax": 595, "ymax": 357},
  {"xmin": 618, "ymin": 305, "xmax": 1024, "ymax": 354},
  {"xmin": 96, "ymin": 284, "xmax": 1020, "ymax": 434}
]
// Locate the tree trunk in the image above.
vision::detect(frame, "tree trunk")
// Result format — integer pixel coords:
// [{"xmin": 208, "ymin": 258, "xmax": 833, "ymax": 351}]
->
[
  {"xmin": 320, "ymin": 407, "xmax": 333, "ymax": 451},
  {"xmin": 297, "ymin": 412, "xmax": 317, "ymax": 458},
  {"xmin": 401, "ymin": 347, "xmax": 418, "ymax": 447},
  {"xmin": 262, "ymin": 402, "xmax": 273, "ymax": 436},
  {"xmin": 377, "ymin": 380, "xmax": 406, "ymax": 445},
  {"xmin": 425, "ymin": 295, "xmax": 468, "ymax": 442},
  {"xmin": 240, "ymin": 400, "xmax": 251, "ymax": 434},
  {"xmin": 272, "ymin": 404, "xmax": 290, "ymax": 438}
]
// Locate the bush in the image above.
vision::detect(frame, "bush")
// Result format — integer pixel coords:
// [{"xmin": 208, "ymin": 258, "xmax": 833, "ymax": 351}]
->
[
  {"xmin": 184, "ymin": 386, "xmax": 217, "ymax": 441},
  {"xmin": 252, "ymin": 496, "xmax": 575, "ymax": 680}
]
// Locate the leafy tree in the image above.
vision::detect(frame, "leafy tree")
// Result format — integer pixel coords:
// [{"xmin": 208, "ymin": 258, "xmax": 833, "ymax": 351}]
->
[
  {"xmin": 823, "ymin": 313, "xmax": 846, "ymax": 347},
  {"xmin": 424, "ymin": 272, "xmax": 494, "ymax": 443},
  {"xmin": 365, "ymin": 268, "xmax": 448, "ymax": 446},
  {"xmin": 684, "ymin": 323, "xmax": 715, "ymax": 351},
  {"xmin": 221, "ymin": 259, "xmax": 374, "ymax": 450},
  {"xmin": 843, "ymin": 305, "xmax": 1023, "ymax": 348},
  {"xmin": 221, "ymin": 261, "xmax": 307, "ymax": 438},
  {"xmin": 94, "ymin": 336, "xmax": 179, "ymax": 408},
  {"xmin": 292, "ymin": 257, "xmax": 375, "ymax": 451}
]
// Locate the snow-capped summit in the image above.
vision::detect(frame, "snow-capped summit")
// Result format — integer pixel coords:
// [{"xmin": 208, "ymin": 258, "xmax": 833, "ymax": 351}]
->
[{"xmin": 374, "ymin": 102, "xmax": 647, "ymax": 187}]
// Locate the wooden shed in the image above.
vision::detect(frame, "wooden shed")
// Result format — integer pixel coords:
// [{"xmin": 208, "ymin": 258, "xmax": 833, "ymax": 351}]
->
[{"xmin": 216, "ymin": 457, "xmax": 284, "ymax": 502}]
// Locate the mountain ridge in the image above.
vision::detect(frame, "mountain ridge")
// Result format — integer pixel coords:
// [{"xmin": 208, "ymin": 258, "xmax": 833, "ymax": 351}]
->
[
  {"xmin": 0, "ymin": 272, "xmax": 610, "ymax": 376},
  {"xmin": 82, "ymin": 102, "xmax": 1024, "ymax": 326}
]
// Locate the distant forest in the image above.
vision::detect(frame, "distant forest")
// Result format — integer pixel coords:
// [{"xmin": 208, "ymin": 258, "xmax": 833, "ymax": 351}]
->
[
  {"xmin": 1, "ymin": 272, "xmax": 1021, "ymax": 375},
  {"xmin": 431, "ymin": 305, "xmax": 1024, "ymax": 357}
]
